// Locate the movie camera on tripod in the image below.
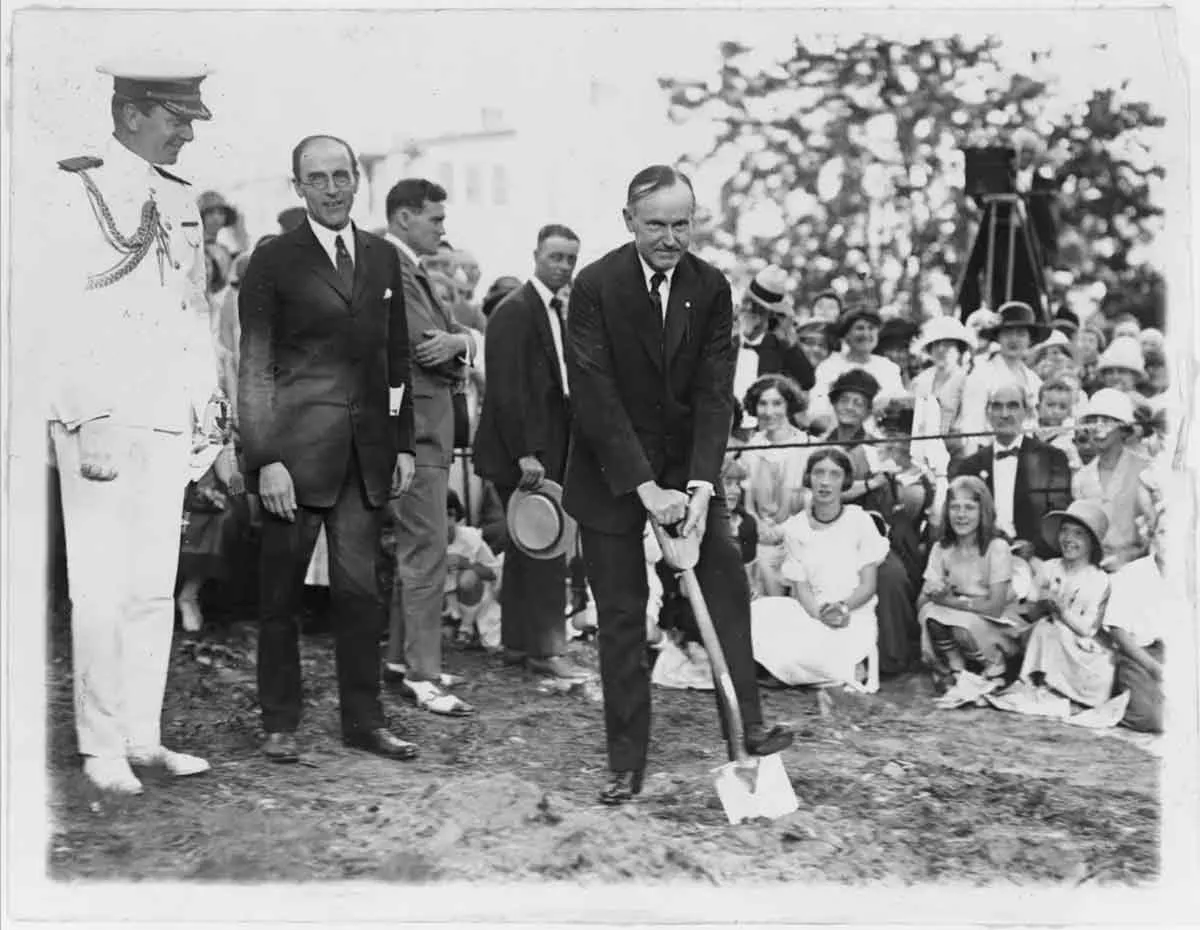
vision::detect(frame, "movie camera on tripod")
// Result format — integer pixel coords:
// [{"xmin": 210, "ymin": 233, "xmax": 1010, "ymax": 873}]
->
[{"xmin": 954, "ymin": 145, "xmax": 1058, "ymax": 324}]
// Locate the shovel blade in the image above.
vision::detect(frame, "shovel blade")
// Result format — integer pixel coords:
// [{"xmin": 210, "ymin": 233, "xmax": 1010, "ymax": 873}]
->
[{"xmin": 712, "ymin": 753, "xmax": 799, "ymax": 824}]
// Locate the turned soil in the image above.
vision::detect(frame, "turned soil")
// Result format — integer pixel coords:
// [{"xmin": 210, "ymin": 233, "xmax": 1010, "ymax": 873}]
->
[{"xmin": 45, "ymin": 614, "xmax": 1159, "ymax": 885}]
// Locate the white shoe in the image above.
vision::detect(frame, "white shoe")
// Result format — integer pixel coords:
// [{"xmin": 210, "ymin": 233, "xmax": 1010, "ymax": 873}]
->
[
  {"xmin": 178, "ymin": 595, "xmax": 203, "ymax": 633},
  {"xmin": 128, "ymin": 746, "xmax": 211, "ymax": 777},
  {"xmin": 83, "ymin": 757, "xmax": 144, "ymax": 795}
]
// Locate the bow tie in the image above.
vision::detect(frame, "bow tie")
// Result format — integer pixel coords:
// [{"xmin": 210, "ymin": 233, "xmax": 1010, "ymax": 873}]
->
[{"xmin": 994, "ymin": 447, "xmax": 1021, "ymax": 461}]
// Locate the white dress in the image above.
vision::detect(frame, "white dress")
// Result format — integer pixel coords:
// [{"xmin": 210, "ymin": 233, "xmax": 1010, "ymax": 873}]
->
[{"xmin": 750, "ymin": 506, "xmax": 889, "ymax": 687}]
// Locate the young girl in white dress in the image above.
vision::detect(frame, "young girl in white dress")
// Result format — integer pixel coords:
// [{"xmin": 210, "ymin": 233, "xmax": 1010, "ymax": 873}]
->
[
  {"xmin": 750, "ymin": 447, "xmax": 889, "ymax": 692},
  {"xmin": 989, "ymin": 500, "xmax": 1114, "ymax": 717}
]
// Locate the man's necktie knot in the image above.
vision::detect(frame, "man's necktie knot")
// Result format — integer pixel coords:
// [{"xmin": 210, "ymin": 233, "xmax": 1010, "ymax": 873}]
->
[
  {"xmin": 549, "ymin": 296, "xmax": 563, "ymax": 319},
  {"xmin": 648, "ymin": 272, "xmax": 666, "ymax": 321},
  {"xmin": 335, "ymin": 234, "xmax": 353, "ymax": 289}
]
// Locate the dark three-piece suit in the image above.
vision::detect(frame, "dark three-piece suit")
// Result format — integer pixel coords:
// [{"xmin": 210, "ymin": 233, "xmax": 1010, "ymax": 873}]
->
[
  {"xmin": 473, "ymin": 280, "xmax": 573, "ymax": 659},
  {"xmin": 238, "ymin": 220, "xmax": 414, "ymax": 736},
  {"xmin": 564, "ymin": 242, "xmax": 764, "ymax": 773}
]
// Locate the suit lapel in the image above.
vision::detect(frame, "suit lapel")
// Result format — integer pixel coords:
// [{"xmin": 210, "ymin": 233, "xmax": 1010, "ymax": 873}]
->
[
  {"xmin": 980, "ymin": 447, "xmax": 996, "ymax": 495},
  {"xmin": 622, "ymin": 246, "xmax": 664, "ymax": 372},
  {"xmin": 351, "ymin": 229, "xmax": 374, "ymax": 310},
  {"xmin": 663, "ymin": 258, "xmax": 695, "ymax": 366},
  {"xmin": 296, "ymin": 222, "xmax": 352, "ymax": 304},
  {"xmin": 415, "ymin": 263, "xmax": 453, "ymax": 329},
  {"xmin": 527, "ymin": 282, "xmax": 565, "ymax": 392}
]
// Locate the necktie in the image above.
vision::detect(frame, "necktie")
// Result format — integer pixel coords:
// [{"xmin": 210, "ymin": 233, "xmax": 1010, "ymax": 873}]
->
[
  {"xmin": 335, "ymin": 234, "xmax": 354, "ymax": 290},
  {"xmin": 549, "ymin": 296, "xmax": 563, "ymax": 322},
  {"xmin": 995, "ymin": 447, "xmax": 1020, "ymax": 461},
  {"xmin": 648, "ymin": 272, "xmax": 666, "ymax": 322}
]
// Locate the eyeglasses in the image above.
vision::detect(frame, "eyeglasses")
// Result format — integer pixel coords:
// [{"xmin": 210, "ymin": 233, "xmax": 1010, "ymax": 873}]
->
[{"xmin": 297, "ymin": 172, "xmax": 356, "ymax": 192}]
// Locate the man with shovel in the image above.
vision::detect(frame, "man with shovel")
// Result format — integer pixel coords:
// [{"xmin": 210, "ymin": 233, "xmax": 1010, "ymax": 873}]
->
[{"xmin": 564, "ymin": 165, "xmax": 794, "ymax": 806}]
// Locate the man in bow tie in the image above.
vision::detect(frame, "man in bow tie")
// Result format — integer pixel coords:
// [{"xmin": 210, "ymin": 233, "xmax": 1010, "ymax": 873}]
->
[
  {"xmin": 473, "ymin": 224, "xmax": 586, "ymax": 680},
  {"xmin": 952, "ymin": 381, "xmax": 1072, "ymax": 560},
  {"xmin": 239, "ymin": 135, "xmax": 418, "ymax": 764},
  {"xmin": 564, "ymin": 164, "xmax": 794, "ymax": 806}
]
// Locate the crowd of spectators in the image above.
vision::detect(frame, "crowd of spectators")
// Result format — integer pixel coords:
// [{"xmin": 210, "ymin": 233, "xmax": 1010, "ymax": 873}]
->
[{"xmin": 50, "ymin": 187, "xmax": 1178, "ymax": 741}]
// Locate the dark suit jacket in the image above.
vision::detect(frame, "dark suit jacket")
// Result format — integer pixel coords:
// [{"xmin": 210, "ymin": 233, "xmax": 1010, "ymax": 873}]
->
[
  {"xmin": 237, "ymin": 221, "xmax": 414, "ymax": 509},
  {"xmin": 564, "ymin": 243, "xmax": 734, "ymax": 534},
  {"xmin": 391, "ymin": 241, "xmax": 468, "ymax": 469},
  {"xmin": 951, "ymin": 436, "xmax": 1072, "ymax": 559},
  {"xmin": 473, "ymin": 280, "xmax": 571, "ymax": 489},
  {"xmin": 744, "ymin": 331, "xmax": 815, "ymax": 392}
]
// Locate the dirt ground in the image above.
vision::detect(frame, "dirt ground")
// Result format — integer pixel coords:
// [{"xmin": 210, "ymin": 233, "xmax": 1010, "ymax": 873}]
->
[{"xmin": 45, "ymin": 612, "xmax": 1160, "ymax": 886}]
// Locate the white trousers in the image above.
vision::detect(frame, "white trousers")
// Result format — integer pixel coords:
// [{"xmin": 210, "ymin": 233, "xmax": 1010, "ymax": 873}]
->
[{"xmin": 52, "ymin": 423, "xmax": 189, "ymax": 758}]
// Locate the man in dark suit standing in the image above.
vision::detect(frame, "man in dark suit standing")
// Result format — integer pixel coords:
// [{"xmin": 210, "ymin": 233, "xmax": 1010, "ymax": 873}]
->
[
  {"xmin": 952, "ymin": 381, "xmax": 1072, "ymax": 559},
  {"xmin": 381, "ymin": 179, "xmax": 477, "ymax": 718},
  {"xmin": 564, "ymin": 165, "xmax": 794, "ymax": 805},
  {"xmin": 239, "ymin": 135, "xmax": 419, "ymax": 763},
  {"xmin": 474, "ymin": 224, "xmax": 585, "ymax": 680}
]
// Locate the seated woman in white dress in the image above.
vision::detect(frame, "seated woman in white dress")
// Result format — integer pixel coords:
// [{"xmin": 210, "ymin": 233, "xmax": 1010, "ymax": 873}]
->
[{"xmin": 750, "ymin": 447, "xmax": 890, "ymax": 692}]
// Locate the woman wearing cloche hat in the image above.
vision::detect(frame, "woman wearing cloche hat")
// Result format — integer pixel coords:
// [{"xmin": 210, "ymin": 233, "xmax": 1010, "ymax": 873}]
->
[
  {"xmin": 1072, "ymin": 389, "xmax": 1151, "ymax": 571},
  {"xmin": 808, "ymin": 303, "xmax": 905, "ymax": 426},
  {"xmin": 1095, "ymin": 336, "xmax": 1147, "ymax": 394},
  {"xmin": 911, "ymin": 315, "xmax": 972, "ymax": 470}
]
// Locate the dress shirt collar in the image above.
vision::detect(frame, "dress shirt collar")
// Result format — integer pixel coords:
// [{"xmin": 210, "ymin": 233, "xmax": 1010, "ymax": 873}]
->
[
  {"xmin": 385, "ymin": 231, "xmax": 420, "ymax": 268},
  {"xmin": 307, "ymin": 215, "xmax": 356, "ymax": 265},
  {"xmin": 636, "ymin": 253, "xmax": 676, "ymax": 291},
  {"xmin": 994, "ymin": 435, "xmax": 1024, "ymax": 456},
  {"xmin": 740, "ymin": 328, "xmax": 766, "ymax": 349},
  {"xmin": 105, "ymin": 134, "xmax": 161, "ymax": 182},
  {"xmin": 529, "ymin": 275, "xmax": 559, "ymax": 311}
]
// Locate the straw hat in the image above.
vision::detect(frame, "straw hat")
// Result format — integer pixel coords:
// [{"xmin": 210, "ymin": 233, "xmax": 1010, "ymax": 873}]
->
[
  {"xmin": 744, "ymin": 266, "xmax": 794, "ymax": 316},
  {"xmin": 506, "ymin": 480, "xmax": 575, "ymax": 560},
  {"xmin": 1030, "ymin": 329, "xmax": 1077, "ymax": 363},
  {"xmin": 1041, "ymin": 500, "xmax": 1110, "ymax": 556},
  {"xmin": 1077, "ymin": 388, "xmax": 1135, "ymax": 425},
  {"xmin": 1095, "ymin": 337, "xmax": 1146, "ymax": 378},
  {"xmin": 916, "ymin": 315, "xmax": 972, "ymax": 354}
]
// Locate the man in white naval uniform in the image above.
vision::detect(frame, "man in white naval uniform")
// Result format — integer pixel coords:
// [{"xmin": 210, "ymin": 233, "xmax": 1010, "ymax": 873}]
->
[{"xmin": 47, "ymin": 64, "xmax": 221, "ymax": 794}]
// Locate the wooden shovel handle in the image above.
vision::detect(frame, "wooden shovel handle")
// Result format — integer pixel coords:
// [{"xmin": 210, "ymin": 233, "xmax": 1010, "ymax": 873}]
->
[{"xmin": 678, "ymin": 567, "xmax": 751, "ymax": 764}]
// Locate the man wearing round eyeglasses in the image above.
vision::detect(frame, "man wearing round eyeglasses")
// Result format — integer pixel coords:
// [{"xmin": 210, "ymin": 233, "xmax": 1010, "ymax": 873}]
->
[{"xmin": 238, "ymin": 134, "xmax": 420, "ymax": 765}]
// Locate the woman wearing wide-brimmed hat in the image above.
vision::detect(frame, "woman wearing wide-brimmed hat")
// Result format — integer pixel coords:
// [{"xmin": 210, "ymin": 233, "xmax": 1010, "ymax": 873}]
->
[
  {"xmin": 958, "ymin": 301, "xmax": 1045, "ymax": 456},
  {"xmin": 1071, "ymin": 389, "xmax": 1151, "ymax": 571},
  {"xmin": 808, "ymin": 303, "xmax": 905, "ymax": 426}
]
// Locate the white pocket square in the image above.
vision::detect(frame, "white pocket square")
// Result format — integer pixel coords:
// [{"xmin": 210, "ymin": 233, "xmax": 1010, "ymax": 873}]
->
[{"xmin": 383, "ymin": 288, "xmax": 393, "ymax": 300}]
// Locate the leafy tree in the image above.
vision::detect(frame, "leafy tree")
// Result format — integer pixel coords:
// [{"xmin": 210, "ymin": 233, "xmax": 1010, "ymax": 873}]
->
[{"xmin": 662, "ymin": 36, "xmax": 1166, "ymax": 328}]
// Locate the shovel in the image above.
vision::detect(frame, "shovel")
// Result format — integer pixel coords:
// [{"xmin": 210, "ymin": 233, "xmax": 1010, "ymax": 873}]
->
[{"xmin": 651, "ymin": 521, "xmax": 799, "ymax": 825}]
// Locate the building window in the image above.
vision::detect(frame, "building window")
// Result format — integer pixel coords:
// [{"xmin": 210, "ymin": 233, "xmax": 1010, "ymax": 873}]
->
[
  {"xmin": 465, "ymin": 164, "xmax": 482, "ymax": 204},
  {"xmin": 493, "ymin": 165, "xmax": 509, "ymax": 205},
  {"xmin": 438, "ymin": 162, "xmax": 454, "ymax": 198}
]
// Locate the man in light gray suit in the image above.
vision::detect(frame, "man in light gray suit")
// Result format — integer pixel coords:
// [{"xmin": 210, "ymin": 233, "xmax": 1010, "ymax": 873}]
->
[{"xmin": 382, "ymin": 178, "xmax": 476, "ymax": 717}]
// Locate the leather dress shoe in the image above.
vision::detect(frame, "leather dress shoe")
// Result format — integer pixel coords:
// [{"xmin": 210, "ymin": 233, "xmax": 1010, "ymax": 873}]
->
[
  {"xmin": 526, "ymin": 654, "xmax": 589, "ymax": 680},
  {"xmin": 501, "ymin": 648, "xmax": 527, "ymax": 667},
  {"xmin": 744, "ymin": 722, "xmax": 794, "ymax": 756},
  {"xmin": 343, "ymin": 728, "xmax": 419, "ymax": 761},
  {"xmin": 262, "ymin": 732, "xmax": 300, "ymax": 764},
  {"xmin": 598, "ymin": 769, "xmax": 644, "ymax": 806}
]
